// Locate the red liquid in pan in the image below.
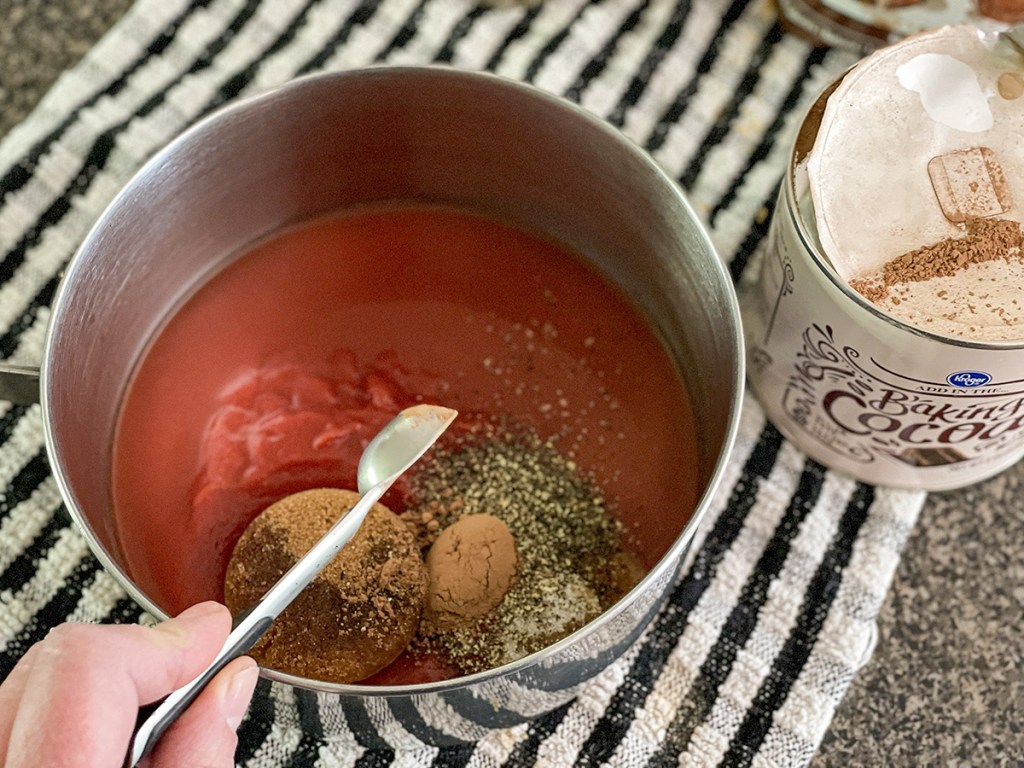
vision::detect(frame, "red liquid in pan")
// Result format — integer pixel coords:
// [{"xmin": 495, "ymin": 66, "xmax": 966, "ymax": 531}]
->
[{"xmin": 112, "ymin": 205, "xmax": 699, "ymax": 683}]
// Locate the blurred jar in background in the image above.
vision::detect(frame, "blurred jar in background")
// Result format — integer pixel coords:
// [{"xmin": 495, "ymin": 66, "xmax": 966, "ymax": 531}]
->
[{"xmin": 778, "ymin": 0, "xmax": 1024, "ymax": 54}]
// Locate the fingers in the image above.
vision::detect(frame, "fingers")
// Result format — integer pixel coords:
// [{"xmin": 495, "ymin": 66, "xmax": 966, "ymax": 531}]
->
[
  {"xmin": 0, "ymin": 602, "xmax": 233, "ymax": 768},
  {"xmin": 144, "ymin": 656, "xmax": 259, "ymax": 768},
  {"xmin": 133, "ymin": 602, "xmax": 234, "ymax": 703}
]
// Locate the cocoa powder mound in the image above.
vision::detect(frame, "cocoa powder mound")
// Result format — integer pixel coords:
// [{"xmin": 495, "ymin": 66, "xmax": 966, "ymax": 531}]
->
[
  {"xmin": 850, "ymin": 217, "xmax": 1024, "ymax": 304},
  {"xmin": 422, "ymin": 513, "xmax": 518, "ymax": 633}
]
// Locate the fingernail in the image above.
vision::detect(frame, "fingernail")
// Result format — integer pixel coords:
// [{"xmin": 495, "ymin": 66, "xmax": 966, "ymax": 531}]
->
[{"xmin": 224, "ymin": 663, "xmax": 259, "ymax": 732}]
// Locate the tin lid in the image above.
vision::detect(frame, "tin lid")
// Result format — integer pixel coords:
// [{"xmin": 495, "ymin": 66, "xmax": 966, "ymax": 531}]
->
[{"xmin": 802, "ymin": 24, "xmax": 1024, "ymax": 343}]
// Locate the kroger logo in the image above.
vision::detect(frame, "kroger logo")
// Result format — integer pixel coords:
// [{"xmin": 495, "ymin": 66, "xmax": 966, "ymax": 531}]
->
[{"xmin": 946, "ymin": 371, "xmax": 992, "ymax": 388}]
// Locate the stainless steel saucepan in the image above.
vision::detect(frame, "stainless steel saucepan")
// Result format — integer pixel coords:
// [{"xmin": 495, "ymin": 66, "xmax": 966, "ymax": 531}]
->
[{"xmin": 0, "ymin": 67, "xmax": 743, "ymax": 745}]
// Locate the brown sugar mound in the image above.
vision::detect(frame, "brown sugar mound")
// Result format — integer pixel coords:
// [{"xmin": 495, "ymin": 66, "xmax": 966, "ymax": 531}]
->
[
  {"xmin": 224, "ymin": 488, "xmax": 427, "ymax": 683},
  {"xmin": 424, "ymin": 513, "xmax": 518, "ymax": 633}
]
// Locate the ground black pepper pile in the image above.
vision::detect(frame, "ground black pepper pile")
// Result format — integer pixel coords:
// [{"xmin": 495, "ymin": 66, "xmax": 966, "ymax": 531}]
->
[{"xmin": 401, "ymin": 421, "xmax": 645, "ymax": 673}]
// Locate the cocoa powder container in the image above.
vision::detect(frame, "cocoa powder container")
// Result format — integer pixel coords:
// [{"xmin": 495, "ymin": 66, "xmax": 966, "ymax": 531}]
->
[{"xmin": 742, "ymin": 27, "xmax": 1024, "ymax": 490}]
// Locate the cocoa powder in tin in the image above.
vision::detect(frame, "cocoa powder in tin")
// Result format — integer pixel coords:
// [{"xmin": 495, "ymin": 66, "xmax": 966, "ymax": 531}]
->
[{"xmin": 851, "ymin": 217, "xmax": 1024, "ymax": 306}]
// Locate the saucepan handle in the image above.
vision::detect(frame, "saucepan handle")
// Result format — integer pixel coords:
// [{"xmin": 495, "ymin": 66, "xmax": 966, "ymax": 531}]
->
[{"xmin": 0, "ymin": 362, "xmax": 40, "ymax": 405}]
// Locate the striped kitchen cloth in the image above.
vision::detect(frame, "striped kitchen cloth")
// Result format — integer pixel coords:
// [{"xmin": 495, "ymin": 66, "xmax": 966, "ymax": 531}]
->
[{"xmin": 0, "ymin": 0, "xmax": 927, "ymax": 765}]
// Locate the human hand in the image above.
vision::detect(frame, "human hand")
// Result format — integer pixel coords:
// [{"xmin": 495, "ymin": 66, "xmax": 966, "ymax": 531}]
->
[{"xmin": 0, "ymin": 601, "xmax": 258, "ymax": 768}]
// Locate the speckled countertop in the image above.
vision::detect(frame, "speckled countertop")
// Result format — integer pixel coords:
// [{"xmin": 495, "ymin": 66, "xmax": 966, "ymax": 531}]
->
[{"xmin": 1, "ymin": 1, "xmax": 1021, "ymax": 765}]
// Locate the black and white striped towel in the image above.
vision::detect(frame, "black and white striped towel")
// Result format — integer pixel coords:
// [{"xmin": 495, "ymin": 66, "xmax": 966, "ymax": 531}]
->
[{"xmin": 0, "ymin": 1, "xmax": 927, "ymax": 765}]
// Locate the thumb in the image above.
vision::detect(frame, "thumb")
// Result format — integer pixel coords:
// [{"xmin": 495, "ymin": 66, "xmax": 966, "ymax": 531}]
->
[{"xmin": 144, "ymin": 657, "xmax": 259, "ymax": 768}]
